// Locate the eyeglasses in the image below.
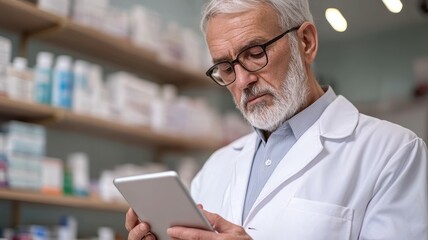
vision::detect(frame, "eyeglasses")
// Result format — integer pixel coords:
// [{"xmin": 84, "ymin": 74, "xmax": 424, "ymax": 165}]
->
[{"xmin": 206, "ymin": 26, "xmax": 300, "ymax": 86}]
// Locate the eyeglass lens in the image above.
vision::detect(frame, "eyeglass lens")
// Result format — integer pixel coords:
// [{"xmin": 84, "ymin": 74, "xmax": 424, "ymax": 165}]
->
[{"xmin": 211, "ymin": 45, "xmax": 268, "ymax": 85}]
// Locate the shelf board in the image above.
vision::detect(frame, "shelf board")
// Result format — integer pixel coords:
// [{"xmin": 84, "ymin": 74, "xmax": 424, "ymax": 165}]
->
[
  {"xmin": 0, "ymin": 0, "xmax": 58, "ymax": 33},
  {"xmin": 0, "ymin": 97, "xmax": 223, "ymax": 151},
  {"xmin": 0, "ymin": 188, "xmax": 128, "ymax": 212},
  {"xmin": 0, "ymin": 96, "xmax": 55, "ymax": 121},
  {"xmin": 54, "ymin": 111, "xmax": 223, "ymax": 151},
  {"xmin": 0, "ymin": 0, "xmax": 214, "ymax": 87}
]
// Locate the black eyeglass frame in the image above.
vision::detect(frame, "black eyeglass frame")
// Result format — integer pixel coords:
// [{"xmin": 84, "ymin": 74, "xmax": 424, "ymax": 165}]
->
[{"xmin": 205, "ymin": 26, "xmax": 301, "ymax": 86}]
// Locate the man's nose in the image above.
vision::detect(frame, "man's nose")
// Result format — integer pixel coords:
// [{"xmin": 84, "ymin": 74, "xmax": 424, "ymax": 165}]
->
[{"xmin": 233, "ymin": 64, "xmax": 257, "ymax": 90}]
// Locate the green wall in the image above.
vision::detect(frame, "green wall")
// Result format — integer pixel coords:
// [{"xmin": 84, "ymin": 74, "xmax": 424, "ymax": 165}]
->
[{"xmin": 316, "ymin": 22, "xmax": 428, "ymax": 103}]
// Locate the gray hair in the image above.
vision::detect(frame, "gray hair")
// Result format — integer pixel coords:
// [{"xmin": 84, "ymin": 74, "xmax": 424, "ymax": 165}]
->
[{"xmin": 200, "ymin": 0, "xmax": 313, "ymax": 33}]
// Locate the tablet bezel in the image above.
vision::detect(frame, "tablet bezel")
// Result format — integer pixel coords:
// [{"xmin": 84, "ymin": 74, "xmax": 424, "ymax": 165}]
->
[{"xmin": 113, "ymin": 171, "xmax": 213, "ymax": 240}]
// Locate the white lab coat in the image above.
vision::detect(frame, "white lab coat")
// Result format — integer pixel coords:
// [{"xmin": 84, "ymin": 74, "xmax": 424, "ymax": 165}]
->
[{"xmin": 191, "ymin": 96, "xmax": 428, "ymax": 240}]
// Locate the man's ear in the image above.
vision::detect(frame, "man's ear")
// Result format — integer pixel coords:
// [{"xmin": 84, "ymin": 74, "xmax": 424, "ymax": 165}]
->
[{"xmin": 297, "ymin": 22, "xmax": 318, "ymax": 64}]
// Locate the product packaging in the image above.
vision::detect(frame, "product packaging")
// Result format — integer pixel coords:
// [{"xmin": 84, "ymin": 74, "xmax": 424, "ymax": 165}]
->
[
  {"xmin": 72, "ymin": 0, "xmax": 109, "ymax": 30},
  {"xmin": 151, "ymin": 84, "xmax": 177, "ymax": 132},
  {"xmin": 129, "ymin": 5, "xmax": 162, "ymax": 51},
  {"xmin": 0, "ymin": 36, "xmax": 11, "ymax": 96},
  {"xmin": 181, "ymin": 28, "xmax": 203, "ymax": 71},
  {"xmin": 52, "ymin": 55, "xmax": 73, "ymax": 109},
  {"xmin": 67, "ymin": 152, "xmax": 89, "ymax": 197},
  {"xmin": 107, "ymin": 72, "xmax": 159, "ymax": 126},
  {"xmin": 98, "ymin": 227, "xmax": 114, "ymax": 240},
  {"xmin": 88, "ymin": 64, "xmax": 109, "ymax": 118},
  {"xmin": 34, "ymin": 52, "xmax": 53, "ymax": 105},
  {"xmin": 72, "ymin": 60, "xmax": 91, "ymax": 114},
  {"xmin": 6, "ymin": 57, "xmax": 34, "ymax": 102},
  {"xmin": 38, "ymin": 0, "xmax": 70, "ymax": 17},
  {"xmin": 160, "ymin": 22, "xmax": 184, "ymax": 64},
  {"xmin": 0, "ymin": 134, "xmax": 7, "ymax": 188},
  {"xmin": 41, "ymin": 157, "xmax": 63, "ymax": 195},
  {"xmin": 58, "ymin": 216, "xmax": 77, "ymax": 240},
  {"xmin": 2, "ymin": 121, "xmax": 46, "ymax": 190}
]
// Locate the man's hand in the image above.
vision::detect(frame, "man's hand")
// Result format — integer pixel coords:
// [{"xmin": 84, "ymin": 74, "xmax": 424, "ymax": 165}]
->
[
  {"xmin": 167, "ymin": 205, "xmax": 252, "ymax": 240},
  {"xmin": 125, "ymin": 208, "xmax": 156, "ymax": 240}
]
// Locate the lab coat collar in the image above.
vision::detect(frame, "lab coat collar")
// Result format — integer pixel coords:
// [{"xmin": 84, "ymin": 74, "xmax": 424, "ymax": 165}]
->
[
  {"xmin": 229, "ymin": 95, "xmax": 358, "ymax": 148},
  {"xmin": 319, "ymin": 95, "xmax": 359, "ymax": 139},
  {"xmin": 231, "ymin": 132, "xmax": 257, "ymax": 150},
  {"xmin": 242, "ymin": 95, "xmax": 359, "ymax": 225}
]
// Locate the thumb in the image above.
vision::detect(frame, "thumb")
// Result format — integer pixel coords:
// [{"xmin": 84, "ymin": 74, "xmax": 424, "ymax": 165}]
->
[{"xmin": 202, "ymin": 209, "xmax": 235, "ymax": 233}]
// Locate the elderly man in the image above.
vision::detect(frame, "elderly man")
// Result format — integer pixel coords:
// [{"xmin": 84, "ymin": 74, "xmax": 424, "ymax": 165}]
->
[{"xmin": 126, "ymin": 0, "xmax": 428, "ymax": 239}]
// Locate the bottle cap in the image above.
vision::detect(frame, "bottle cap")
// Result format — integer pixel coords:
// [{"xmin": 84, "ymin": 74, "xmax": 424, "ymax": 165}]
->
[
  {"xmin": 73, "ymin": 60, "xmax": 88, "ymax": 75},
  {"xmin": 36, "ymin": 52, "xmax": 53, "ymax": 69},
  {"xmin": 55, "ymin": 55, "xmax": 72, "ymax": 70},
  {"xmin": 13, "ymin": 57, "xmax": 27, "ymax": 70}
]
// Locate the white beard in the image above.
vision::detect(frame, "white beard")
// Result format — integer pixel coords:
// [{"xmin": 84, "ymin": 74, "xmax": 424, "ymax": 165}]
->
[{"xmin": 236, "ymin": 37, "xmax": 309, "ymax": 132}]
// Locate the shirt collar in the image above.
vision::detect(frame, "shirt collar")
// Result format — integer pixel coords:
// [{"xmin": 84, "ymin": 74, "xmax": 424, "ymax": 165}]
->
[{"xmin": 254, "ymin": 86, "xmax": 337, "ymax": 143}]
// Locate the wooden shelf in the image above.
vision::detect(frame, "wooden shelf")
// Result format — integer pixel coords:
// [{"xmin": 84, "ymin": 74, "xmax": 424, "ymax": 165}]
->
[
  {"xmin": 0, "ymin": 0, "xmax": 58, "ymax": 33},
  {"xmin": 0, "ymin": 97, "xmax": 224, "ymax": 151},
  {"xmin": 0, "ymin": 188, "xmax": 128, "ymax": 212},
  {"xmin": 56, "ymin": 111, "xmax": 223, "ymax": 151},
  {"xmin": 0, "ymin": 0, "xmax": 213, "ymax": 87},
  {"xmin": 0, "ymin": 96, "xmax": 55, "ymax": 121}
]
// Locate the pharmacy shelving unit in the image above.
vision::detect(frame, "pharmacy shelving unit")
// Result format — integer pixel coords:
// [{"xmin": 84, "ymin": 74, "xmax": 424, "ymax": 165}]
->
[
  {"xmin": 0, "ymin": 0, "xmax": 224, "ymax": 230},
  {"xmin": 0, "ymin": 188, "xmax": 127, "ymax": 212},
  {"xmin": 0, "ymin": 1, "xmax": 224, "ymax": 150},
  {"xmin": 0, "ymin": 0, "xmax": 213, "ymax": 87},
  {"xmin": 0, "ymin": 188, "xmax": 128, "ymax": 227},
  {"xmin": 0, "ymin": 97, "xmax": 224, "ymax": 151}
]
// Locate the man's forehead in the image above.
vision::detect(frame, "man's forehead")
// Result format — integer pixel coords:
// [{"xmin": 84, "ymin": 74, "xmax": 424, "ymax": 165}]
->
[
  {"xmin": 208, "ymin": 36, "xmax": 268, "ymax": 63},
  {"xmin": 205, "ymin": 8, "xmax": 281, "ymax": 62}
]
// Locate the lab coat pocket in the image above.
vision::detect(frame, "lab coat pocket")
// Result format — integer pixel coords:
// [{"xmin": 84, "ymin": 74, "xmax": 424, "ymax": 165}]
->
[{"xmin": 284, "ymin": 197, "xmax": 353, "ymax": 240}]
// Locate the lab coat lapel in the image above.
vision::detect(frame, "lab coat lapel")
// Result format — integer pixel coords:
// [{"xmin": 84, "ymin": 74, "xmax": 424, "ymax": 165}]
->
[
  {"xmin": 244, "ymin": 96, "xmax": 359, "ymax": 224},
  {"xmin": 247, "ymin": 124, "xmax": 323, "ymax": 221},
  {"xmin": 230, "ymin": 133, "xmax": 258, "ymax": 224}
]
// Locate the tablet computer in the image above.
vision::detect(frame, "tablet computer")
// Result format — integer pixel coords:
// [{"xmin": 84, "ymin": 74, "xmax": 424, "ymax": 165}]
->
[{"xmin": 113, "ymin": 171, "xmax": 213, "ymax": 240}]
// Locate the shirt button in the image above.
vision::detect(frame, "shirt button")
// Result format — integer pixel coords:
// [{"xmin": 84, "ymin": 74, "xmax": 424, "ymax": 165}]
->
[{"xmin": 265, "ymin": 159, "xmax": 272, "ymax": 166}]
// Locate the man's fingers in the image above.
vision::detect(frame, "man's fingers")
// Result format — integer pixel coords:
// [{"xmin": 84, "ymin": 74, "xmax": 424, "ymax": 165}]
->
[
  {"xmin": 143, "ymin": 232, "xmax": 156, "ymax": 240},
  {"xmin": 202, "ymin": 209, "xmax": 235, "ymax": 232},
  {"xmin": 202, "ymin": 209, "xmax": 248, "ymax": 236},
  {"xmin": 167, "ymin": 226, "xmax": 217, "ymax": 240},
  {"xmin": 128, "ymin": 222, "xmax": 152, "ymax": 240},
  {"xmin": 125, "ymin": 208, "xmax": 139, "ymax": 231}
]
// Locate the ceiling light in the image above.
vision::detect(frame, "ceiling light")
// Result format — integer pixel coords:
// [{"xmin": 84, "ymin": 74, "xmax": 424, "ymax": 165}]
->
[
  {"xmin": 325, "ymin": 8, "xmax": 348, "ymax": 32},
  {"xmin": 382, "ymin": 0, "xmax": 403, "ymax": 13}
]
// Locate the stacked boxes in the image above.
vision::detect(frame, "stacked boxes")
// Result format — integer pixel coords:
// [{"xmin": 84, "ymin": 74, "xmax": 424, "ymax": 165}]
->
[
  {"xmin": 2, "ymin": 121, "xmax": 46, "ymax": 190},
  {"xmin": 107, "ymin": 72, "xmax": 160, "ymax": 126},
  {"xmin": 0, "ymin": 36, "xmax": 11, "ymax": 96},
  {"xmin": 72, "ymin": 0, "xmax": 129, "ymax": 39},
  {"xmin": 38, "ymin": 0, "xmax": 71, "ymax": 17},
  {"xmin": 129, "ymin": 5, "xmax": 162, "ymax": 52}
]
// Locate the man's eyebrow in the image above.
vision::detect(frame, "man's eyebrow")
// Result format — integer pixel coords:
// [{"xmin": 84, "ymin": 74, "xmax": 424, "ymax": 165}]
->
[{"xmin": 211, "ymin": 38, "xmax": 267, "ymax": 64}]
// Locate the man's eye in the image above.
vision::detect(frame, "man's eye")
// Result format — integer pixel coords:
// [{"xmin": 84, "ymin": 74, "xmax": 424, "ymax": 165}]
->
[
  {"xmin": 219, "ymin": 65, "xmax": 233, "ymax": 73},
  {"xmin": 250, "ymin": 51, "xmax": 264, "ymax": 59},
  {"xmin": 243, "ymin": 47, "xmax": 265, "ymax": 60}
]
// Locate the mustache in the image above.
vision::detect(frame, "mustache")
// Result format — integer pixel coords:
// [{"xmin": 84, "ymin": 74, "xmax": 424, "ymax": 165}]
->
[{"xmin": 240, "ymin": 84, "xmax": 274, "ymax": 106}]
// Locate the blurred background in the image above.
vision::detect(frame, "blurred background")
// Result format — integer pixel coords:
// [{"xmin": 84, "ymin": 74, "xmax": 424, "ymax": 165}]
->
[{"xmin": 0, "ymin": 0, "xmax": 426, "ymax": 239}]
